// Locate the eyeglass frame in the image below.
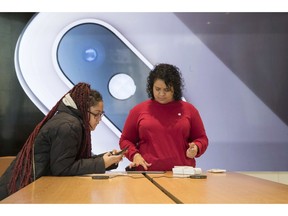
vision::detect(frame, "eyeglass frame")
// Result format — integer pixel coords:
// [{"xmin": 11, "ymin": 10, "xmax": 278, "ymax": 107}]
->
[{"xmin": 88, "ymin": 110, "xmax": 105, "ymax": 119}]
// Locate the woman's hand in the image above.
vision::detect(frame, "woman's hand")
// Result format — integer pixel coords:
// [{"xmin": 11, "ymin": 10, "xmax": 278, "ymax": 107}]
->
[
  {"xmin": 128, "ymin": 153, "xmax": 152, "ymax": 170},
  {"xmin": 186, "ymin": 142, "xmax": 198, "ymax": 159},
  {"xmin": 103, "ymin": 152, "xmax": 123, "ymax": 168}
]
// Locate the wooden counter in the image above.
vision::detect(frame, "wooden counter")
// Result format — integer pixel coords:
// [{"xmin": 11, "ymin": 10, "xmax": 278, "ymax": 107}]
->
[
  {"xmin": 0, "ymin": 174, "xmax": 174, "ymax": 204},
  {"xmin": 146, "ymin": 172, "xmax": 288, "ymax": 203}
]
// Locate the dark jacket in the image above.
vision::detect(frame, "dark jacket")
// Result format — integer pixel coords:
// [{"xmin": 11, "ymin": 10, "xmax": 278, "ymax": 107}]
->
[{"xmin": 0, "ymin": 102, "xmax": 117, "ymax": 201}]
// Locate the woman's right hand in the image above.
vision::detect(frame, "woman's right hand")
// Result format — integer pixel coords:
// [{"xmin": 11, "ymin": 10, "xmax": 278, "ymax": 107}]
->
[
  {"xmin": 103, "ymin": 152, "xmax": 123, "ymax": 168},
  {"xmin": 128, "ymin": 153, "xmax": 152, "ymax": 170}
]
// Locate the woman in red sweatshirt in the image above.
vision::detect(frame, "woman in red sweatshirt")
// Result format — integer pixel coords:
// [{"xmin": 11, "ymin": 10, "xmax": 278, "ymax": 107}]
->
[{"xmin": 119, "ymin": 63, "xmax": 208, "ymax": 171}]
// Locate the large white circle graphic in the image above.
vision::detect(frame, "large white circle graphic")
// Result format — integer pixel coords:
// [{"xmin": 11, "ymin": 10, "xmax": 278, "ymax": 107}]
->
[{"xmin": 108, "ymin": 73, "xmax": 136, "ymax": 100}]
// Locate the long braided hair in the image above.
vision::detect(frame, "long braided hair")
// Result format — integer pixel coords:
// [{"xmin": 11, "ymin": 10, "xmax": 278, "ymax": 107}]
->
[{"xmin": 8, "ymin": 82, "xmax": 96, "ymax": 194}]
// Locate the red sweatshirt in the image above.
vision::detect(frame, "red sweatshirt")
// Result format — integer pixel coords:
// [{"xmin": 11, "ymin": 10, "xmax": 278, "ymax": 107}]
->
[{"xmin": 120, "ymin": 99, "xmax": 208, "ymax": 171}]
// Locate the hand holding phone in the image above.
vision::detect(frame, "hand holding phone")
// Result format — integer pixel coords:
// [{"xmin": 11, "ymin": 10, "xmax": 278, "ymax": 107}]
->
[{"xmin": 111, "ymin": 147, "xmax": 128, "ymax": 156}]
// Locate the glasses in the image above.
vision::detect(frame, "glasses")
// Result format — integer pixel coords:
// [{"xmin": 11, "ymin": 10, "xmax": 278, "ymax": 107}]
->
[{"xmin": 88, "ymin": 110, "xmax": 105, "ymax": 119}]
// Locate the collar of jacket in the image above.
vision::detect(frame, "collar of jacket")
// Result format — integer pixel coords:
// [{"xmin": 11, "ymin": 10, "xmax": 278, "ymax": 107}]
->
[{"xmin": 57, "ymin": 101, "xmax": 84, "ymax": 124}]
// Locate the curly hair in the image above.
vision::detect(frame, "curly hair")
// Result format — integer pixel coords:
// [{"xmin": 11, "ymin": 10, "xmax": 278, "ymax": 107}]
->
[
  {"xmin": 146, "ymin": 63, "xmax": 184, "ymax": 100},
  {"xmin": 8, "ymin": 82, "xmax": 102, "ymax": 195}
]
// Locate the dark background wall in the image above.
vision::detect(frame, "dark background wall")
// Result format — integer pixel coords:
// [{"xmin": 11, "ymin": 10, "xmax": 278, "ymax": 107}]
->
[
  {"xmin": 0, "ymin": 13, "xmax": 44, "ymax": 156},
  {"xmin": 176, "ymin": 12, "xmax": 288, "ymax": 127}
]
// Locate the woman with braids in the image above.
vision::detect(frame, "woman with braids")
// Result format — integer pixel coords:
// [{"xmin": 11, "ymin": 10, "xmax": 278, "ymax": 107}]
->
[
  {"xmin": 0, "ymin": 82, "xmax": 123, "ymax": 200},
  {"xmin": 120, "ymin": 63, "xmax": 209, "ymax": 171}
]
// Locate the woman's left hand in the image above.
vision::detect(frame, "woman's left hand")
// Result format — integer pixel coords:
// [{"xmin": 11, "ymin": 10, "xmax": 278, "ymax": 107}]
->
[{"xmin": 186, "ymin": 142, "xmax": 198, "ymax": 159}]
